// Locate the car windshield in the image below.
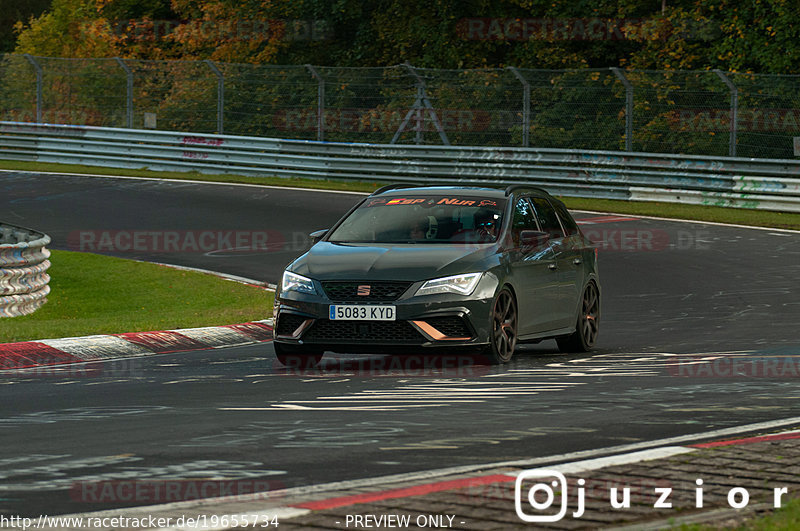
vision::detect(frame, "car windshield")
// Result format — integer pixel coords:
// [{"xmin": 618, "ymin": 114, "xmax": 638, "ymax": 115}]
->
[{"xmin": 328, "ymin": 194, "xmax": 506, "ymax": 244}]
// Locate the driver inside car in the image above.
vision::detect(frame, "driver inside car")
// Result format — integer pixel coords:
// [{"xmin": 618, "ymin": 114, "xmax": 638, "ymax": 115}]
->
[{"xmin": 473, "ymin": 209, "xmax": 500, "ymax": 241}]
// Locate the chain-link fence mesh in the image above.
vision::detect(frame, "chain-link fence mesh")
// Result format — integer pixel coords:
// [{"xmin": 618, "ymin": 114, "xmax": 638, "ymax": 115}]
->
[
  {"xmin": 0, "ymin": 55, "xmax": 41, "ymax": 123},
  {"xmin": 625, "ymin": 70, "xmax": 731, "ymax": 156},
  {"xmin": 220, "ymin": 63, "xmax": 316, "ymax": 138},
  {"xmin": 520, "ymin": 68, "xmax": 626, "ymax": 151},
  {"xmin": 730, "ymin": 72, "xmax": 800, "ymax": 159},
  {"xmin": 314, "ymin": 66, "xmax": 411, "ymax": 144},
  {"xmin": 36, "ymin": 57, "xmax": 129, "ymax": 128},
  {"xmin": 1, "ymin": 54, "xmax": 799, "ymax": 159}
]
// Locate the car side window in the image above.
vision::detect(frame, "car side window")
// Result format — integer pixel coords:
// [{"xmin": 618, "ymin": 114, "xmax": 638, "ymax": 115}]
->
[
  {"xmin": 512, "ymin": 198, "xmax": 539, "ymax": 232},
  {"xmin": 530, "ymin": 197, "xmax": 564, "ymax": 239},
  {"xmin": 552, "ymin": 201, "xmax": 579, "ymax": 236}
]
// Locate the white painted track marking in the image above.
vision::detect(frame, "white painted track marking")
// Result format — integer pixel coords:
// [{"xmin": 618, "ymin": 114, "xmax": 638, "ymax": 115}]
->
[{"xmin": 45, "ymin": 416, "xmax": 800, "ymax": 527}]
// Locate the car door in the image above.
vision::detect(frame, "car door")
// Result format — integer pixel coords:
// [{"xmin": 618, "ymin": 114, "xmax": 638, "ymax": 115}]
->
[
  {"xmin": 529, "ymin": 197, "xmax": 576, "ymax": 330},
  {"xmin": 551, "ymin": 200, "xmax": 588, "ymax": 310},
  {"xmin": 507, "ymin": 196, "xmax": 561, "ymax": 335}
]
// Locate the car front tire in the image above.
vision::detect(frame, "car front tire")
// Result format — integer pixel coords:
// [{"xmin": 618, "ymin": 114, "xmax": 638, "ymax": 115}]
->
[{"xmin": 483, "ymin": 287, "xmax": 518, "ymax": 365}]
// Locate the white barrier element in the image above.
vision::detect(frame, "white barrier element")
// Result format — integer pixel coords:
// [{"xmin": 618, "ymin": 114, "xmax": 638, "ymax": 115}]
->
[
  {"xmin": 0, "ymin": 223, "xmax": 51, "ymax": 317},
  {"xmin": 629, "ymin": 187, "xmax": 800, "ymax": 213}
]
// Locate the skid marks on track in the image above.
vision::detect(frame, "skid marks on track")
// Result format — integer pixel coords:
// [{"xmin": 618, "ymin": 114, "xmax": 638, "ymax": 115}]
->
[{"xmin": 258, "ymin": 350, "xmax": 799, "ymax": 411}]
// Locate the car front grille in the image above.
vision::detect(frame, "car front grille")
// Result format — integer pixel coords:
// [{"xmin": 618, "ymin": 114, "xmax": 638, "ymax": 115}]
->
[
  {"xmin": 304, "ymin": 319, "xmax": 425, "ymax": 344},
  {"xmin": 321, "ymin": 281, "xmax": 412, "ymax": 302},
  {"xmin": 423, "ymin": 316, "xmax": 472, "ymax": 338}
]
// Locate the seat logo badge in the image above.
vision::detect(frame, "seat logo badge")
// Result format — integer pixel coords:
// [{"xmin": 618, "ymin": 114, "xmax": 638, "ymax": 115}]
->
[{"xmin": 357, "ymin": 285, "xmax": 371, "ymax": 296}]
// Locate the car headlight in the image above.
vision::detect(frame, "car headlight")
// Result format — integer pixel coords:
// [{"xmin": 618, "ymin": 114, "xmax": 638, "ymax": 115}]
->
[
  {"xmin": 415, "ymin": 272, "xmax": 483, "ymax": 297},
  {"xmin": 281, "ymin": 271, "xmax": 316, "ymax": 295}
]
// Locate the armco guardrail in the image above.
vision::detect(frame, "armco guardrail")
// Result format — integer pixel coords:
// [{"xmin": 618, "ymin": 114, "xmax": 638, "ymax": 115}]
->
[
  {"xmin": 0, "ymin": 222, "xmax": 51, "ymax": 318},
  {"xmin": 1, "ymin": 122, "xmax": 799, "ymax": 212}
]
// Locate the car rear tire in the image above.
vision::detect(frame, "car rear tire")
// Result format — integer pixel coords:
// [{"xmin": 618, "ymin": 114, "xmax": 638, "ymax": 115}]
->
[
  {"xmin": 557, "ymin": 281, "xmax": 599, "ymax": 353},
  {"xmin": 483, "ymin": 287, "xmax": 518, "ymax": 364},
  {"xmin": 274, "ymin": 342, "xmax": 324, "ymax": 368}
]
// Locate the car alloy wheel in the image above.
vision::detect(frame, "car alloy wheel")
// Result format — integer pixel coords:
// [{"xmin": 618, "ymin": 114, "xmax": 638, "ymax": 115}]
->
[
  {"xmin": 558, "ymin": 281, "xmax": 599, "ymax": 352},
  {"xmin": 485, "ymin": 288, "xmax": 518, "ymax": 364}
]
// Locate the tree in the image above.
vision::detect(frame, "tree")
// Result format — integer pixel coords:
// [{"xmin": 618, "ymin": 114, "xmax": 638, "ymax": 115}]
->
[
  {"xmin": 627, "ymin": 0, "xmax": 800, "ymax": 74},
  {"xmin": 0, "ymin": 0, "xmax": 51, "ymax": 53}
]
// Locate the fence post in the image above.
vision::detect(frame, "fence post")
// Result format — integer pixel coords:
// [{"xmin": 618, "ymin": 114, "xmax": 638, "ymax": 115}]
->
[
  {"xmin": 114, "ymin": 57, "xmax": 133, "ymax": 128},
  {"xmin": 714, "ymin": 69, "xmax": 738, "ymax": 158},
  {"xmin": 205, "ymin": 60, "xmax": 224, "ymax": 134},
  {"xmin": 507, "ymin": 67, "xmax": 530, "ymax": 148},
  {"xmin": 400, "ymin": 62, "xmax": 450, "ymax": 145},
  {"xmin": 23, "ymin": 54, "xmax": 42, "ymax": 123},
  {"xmin": 414, "ymin": 85, "xmax": 423, "ymax": 144},
  {"xmin": 611, "ymin": 67, "xmax": 633, "ymax": 152},
  {"xmin": 306, "ymin": 65, "xmax": 325, "ymax": 142}
]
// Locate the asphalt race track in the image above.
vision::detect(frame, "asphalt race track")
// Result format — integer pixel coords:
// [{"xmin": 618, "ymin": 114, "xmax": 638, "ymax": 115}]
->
[{"xmin": 1, "ymin": 171, "xmax": 799, "ymax": 517}]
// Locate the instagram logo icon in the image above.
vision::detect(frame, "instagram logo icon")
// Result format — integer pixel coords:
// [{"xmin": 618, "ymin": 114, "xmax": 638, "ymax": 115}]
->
[{"xmin": 515, "ymin": 470, "xmax": 584, "ymax": 522}]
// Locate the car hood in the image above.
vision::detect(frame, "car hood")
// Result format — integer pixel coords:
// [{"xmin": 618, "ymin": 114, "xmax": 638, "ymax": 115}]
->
[{"xmin": 290, "ymin": 242, "xmax": 496, "ymax": 281}]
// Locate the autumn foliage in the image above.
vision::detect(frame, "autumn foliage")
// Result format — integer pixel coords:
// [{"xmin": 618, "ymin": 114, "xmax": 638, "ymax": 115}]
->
[{"xmin": 10, "ymin": 0, "xmax": 800, "ymax": 73}]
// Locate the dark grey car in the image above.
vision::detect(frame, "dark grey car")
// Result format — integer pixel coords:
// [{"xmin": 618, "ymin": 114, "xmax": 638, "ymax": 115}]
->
[{"xmin": 273, "ymin": 185, "xmax": 600, "ymax": 365}]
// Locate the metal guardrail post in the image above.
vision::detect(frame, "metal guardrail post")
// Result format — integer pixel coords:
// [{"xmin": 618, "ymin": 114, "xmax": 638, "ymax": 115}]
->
[
  {"xmin": 306, "ymin": 65, "xmax": 325, "ymax": 142},
  {"xmin": 714, "ymin": 69, "xmax": 739, "ymax": 158},
  {"xmin": 507, "ymin": 67, "xmax": 530, "ymax": 148},
  {"xmin": 205, "ymin": 60, "xmax": 224, "ymax": 134},
  {"xmin": 611, "ymin": 67, "xmax": 634, "ymax": 152},
  {"xmin": 23, "ymin": 54, "xmax": 43, "ymax": 123},
  {"xmin": 114, "ymin": 57, "xmax": 133, "ymax": 128}
]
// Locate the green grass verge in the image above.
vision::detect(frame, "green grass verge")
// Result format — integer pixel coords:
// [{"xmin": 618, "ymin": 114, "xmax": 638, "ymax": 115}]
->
[
  {"xmin": 2, "ymin": 159, "xmax": 799, "ymax": 230},
  {"xmin": 1, "ymin": 250, "xmax": 272, "ymax": 343}
]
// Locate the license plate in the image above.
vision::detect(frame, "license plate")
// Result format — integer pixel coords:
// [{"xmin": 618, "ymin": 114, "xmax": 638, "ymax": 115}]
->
[{"xmin": 329, "ymin": 305, "xmax": 396, "ymax": 321}]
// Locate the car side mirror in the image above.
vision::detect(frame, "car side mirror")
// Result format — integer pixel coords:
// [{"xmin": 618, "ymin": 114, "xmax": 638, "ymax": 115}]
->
[
  {"xmin": 309, "ymin": 229, "xmax": 329, "ymax": 244},
  {"xmin": 520, "ymin": 230, "xmax": 549, "ymax": 249}
]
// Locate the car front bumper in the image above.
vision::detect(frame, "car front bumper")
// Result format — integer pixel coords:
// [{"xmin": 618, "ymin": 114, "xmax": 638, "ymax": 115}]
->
[{"xmin": 273, "ymin": 276, "xmax": 499, "ymax": 354}]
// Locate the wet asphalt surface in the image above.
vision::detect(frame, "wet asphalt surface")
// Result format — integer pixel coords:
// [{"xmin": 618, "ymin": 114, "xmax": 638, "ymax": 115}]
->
[{"xmin": 1, "ymin": 171, "xmax": 799, "ymax": 516}]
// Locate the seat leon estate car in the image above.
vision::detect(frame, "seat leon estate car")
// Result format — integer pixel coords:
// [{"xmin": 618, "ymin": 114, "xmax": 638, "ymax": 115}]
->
[{"xmin": 273, "ymin": 184, "xmax": 599, "ymax": 365}]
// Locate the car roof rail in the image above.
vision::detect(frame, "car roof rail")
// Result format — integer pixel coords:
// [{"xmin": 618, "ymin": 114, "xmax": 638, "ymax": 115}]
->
[
  {"xmin": 371, "ymin": 183, "xmax": 424, "ymax": 195},
  {"xmin": 504, "ymin": 184, "xmax": 552, "ymax": 197}
]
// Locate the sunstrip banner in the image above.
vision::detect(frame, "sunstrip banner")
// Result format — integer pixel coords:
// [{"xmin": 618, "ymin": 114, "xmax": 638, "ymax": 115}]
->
[{"xmin": 367, "ymin": 196, "xmax": 501, "ymax": 208}]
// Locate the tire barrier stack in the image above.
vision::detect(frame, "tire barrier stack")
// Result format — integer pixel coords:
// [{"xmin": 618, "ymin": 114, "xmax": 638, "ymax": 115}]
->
[{"xmin": 0, "ymin": 223, "xmax": 51, "ymax": 317}]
